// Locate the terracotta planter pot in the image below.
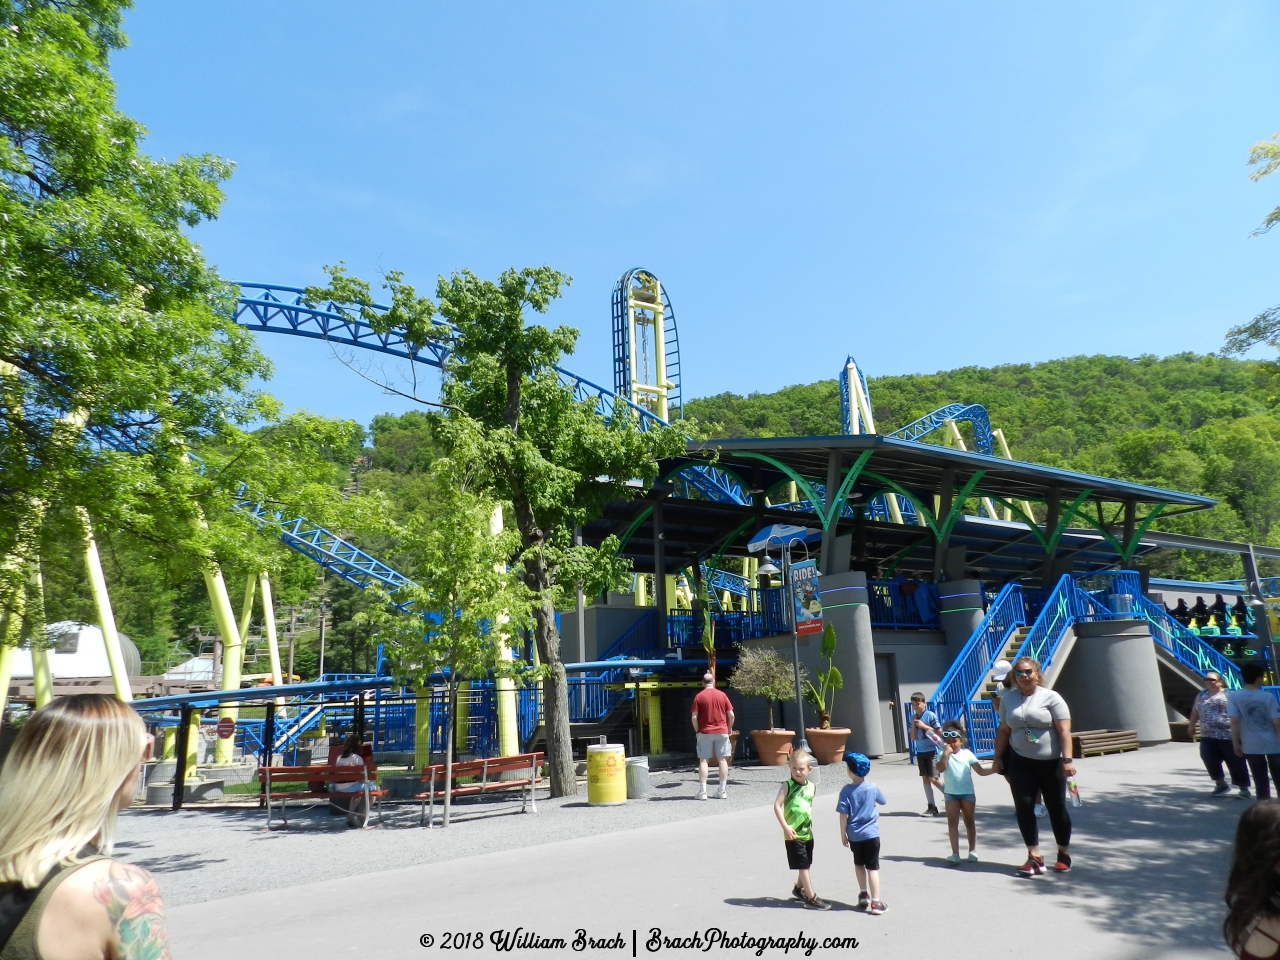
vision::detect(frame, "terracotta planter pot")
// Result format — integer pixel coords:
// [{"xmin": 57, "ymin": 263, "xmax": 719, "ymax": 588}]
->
[
  {"xmin": 729, "ymin": 731, "xmax": 740, "ymax": 767},
  {"xmin": 750, "ymin": 729, "xmax": 795, "ymax": 766},
  {"xmin": 806, "ymin": 727, "xmax": 851, "ymax": 765}
]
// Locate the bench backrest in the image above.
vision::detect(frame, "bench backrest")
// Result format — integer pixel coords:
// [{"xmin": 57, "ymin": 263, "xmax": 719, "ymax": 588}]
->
[
  {"xmin": 420, "ymin": 753, "xmax": 544, "ymax": 785},
  {"xmin": 257, "ymin": 765, "xmax": 368, "ymax": 786}
]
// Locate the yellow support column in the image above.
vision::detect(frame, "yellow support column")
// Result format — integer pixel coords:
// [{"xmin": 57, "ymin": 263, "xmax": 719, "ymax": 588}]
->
[
  {"xmin": 203, "ymin": 565, "xmax": 245, "ymax": 765},
  {"xmin": 454, "ymin": 682, "xmax": 470, "ymax": 754},
  {"xmin": 237, "ymin": 573, "xmax": 257, "ymax": 656},
  {"xmin": 27, "ymin": 563, "xmax": 52, "ymax": 708},
  {"xmin": 162, "ymin": 726, "xmax": 176, "ymax": 760},
  {"xmin": 415, "ymin": 687, "xmax": 432, "ymax": 771},
  {"xmin": 258, "ymin": 572, "xmax": 284, "ymax": 688},
  {"xmin": 488, "ymin": 504, "xmax": 519, "ymax": 757},
  {"xmin": 647, "ymin": 689, "xmax": 663, "ymax": 755},
  {"xmin": 635, "ymin": 574, "xmax": 648, "ymax": 607},
  {"xmin": 76, "ymin": 508, "xmax": 131, "ymax": 701}
]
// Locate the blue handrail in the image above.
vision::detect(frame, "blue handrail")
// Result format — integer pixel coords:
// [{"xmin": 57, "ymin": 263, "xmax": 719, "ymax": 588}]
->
[
  {"xmin": 1077, "ymin": 570, "xmax": 1243, "ymax": 689},
  {"xmin": 929, "ymin": 582, "xmax": 1022, "ymax": 713}
]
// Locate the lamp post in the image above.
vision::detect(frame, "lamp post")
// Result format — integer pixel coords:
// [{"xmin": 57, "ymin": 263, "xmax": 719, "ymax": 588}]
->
[{"xmin": 758, "ymin": 534, "xmax": 812, "ymax": 754}]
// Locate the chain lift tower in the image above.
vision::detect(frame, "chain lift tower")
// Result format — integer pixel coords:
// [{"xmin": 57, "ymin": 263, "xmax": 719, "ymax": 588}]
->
[{"xmin": 612, "ymin": 269, "xmax": 682, "ymax": 421}]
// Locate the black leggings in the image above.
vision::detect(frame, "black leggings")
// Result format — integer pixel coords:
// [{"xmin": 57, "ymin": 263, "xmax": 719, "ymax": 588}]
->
[
  {"xmin": 1007, "ymin": 751, "xmax": 1071, "ymax": 851},
  {"xmin": 1247, "ymin": 754, "xmax": 1280, "ymax": 799}
]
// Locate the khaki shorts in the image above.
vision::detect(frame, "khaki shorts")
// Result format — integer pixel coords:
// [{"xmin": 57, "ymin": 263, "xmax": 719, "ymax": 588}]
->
[{"xmin": 697, "ymin": 732, "xmax": 733, "ymax": 759}]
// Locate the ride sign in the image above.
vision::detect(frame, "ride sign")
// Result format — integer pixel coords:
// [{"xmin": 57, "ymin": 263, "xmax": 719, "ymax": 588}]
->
[
  {"xmin": 790, "ymin": 559, "xmax": 823, "ymax": 636},
  {"xmin": 216, "ymin": 717, "xmax": 235, "ymax": 740}
]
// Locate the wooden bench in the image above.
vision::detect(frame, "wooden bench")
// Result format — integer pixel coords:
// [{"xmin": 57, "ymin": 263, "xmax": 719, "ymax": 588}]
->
[
  {"xmin": 257, "ymin": 763, "xmax": 388, "ymax": 828},
  {"xmin": 417, "ymin": 752, "xmax": 544, "ymax": 827},
  {"xmin": 1072, "ymin": 729, "xmax": 1140, "ymax": 757}
]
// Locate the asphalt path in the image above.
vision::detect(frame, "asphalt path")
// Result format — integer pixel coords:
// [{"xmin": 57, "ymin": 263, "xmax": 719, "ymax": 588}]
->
[{"xmin": 129, "ymin": 743, "xmax": 1241, "ymax": 959}]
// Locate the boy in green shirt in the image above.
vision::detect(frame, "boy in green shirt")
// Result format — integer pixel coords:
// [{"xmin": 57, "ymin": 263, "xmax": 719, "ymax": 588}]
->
[{"xmin": 772, "ymin": 750, "xmax": 831, "ymax": 910}]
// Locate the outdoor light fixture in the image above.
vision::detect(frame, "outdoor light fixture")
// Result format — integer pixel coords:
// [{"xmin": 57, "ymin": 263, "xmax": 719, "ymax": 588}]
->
[{"xmin": 756, "ymin": 556, "xmax": 781, "ymax": 578}]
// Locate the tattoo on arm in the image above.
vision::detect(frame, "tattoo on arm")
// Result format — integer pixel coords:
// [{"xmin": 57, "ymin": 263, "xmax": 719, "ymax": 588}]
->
[{"xmin": 93, "ymin": 862, "xmax": 172, "ymax": 960}]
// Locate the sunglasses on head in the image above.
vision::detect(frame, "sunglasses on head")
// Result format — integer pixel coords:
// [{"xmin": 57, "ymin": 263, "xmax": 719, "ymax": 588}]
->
[{"xmin": 941, "ymin": 730, "xmax": 962, "ymax": 739}]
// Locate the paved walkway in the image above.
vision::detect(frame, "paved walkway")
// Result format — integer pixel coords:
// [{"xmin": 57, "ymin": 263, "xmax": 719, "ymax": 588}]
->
[{"xmin": 134, "ymin": 743, "xmax": 1240, "ymax": 959}]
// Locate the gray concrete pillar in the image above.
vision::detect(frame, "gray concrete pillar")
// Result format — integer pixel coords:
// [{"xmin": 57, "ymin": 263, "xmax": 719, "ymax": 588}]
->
[
  {"xmin": 1051, "ymin": 619, "xmax": 1171, "ymax": 746},
  {"xmin": 939, "ymin": 579, "xmax": 985, "ymax": 662},
  {"xmin": 819, "ymin": 571, "xmax": 885, "ymax": 757}
]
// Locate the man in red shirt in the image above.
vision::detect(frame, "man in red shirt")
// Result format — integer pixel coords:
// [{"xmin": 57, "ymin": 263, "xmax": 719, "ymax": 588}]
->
[{"xmin": 691, "ymin": 672, "xmax": 735, "ymax": 800}]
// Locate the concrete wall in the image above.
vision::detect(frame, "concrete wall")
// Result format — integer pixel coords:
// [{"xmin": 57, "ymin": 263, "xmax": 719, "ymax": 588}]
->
[
  {"xmin": 556, "ymin": 600, "xmax": 651, "ymax": 663},
  {"xmin": 1051, "ymin": 619, "xmax": 1172, "ymax": 746},
  {"xmin": 871, "ymin": 630, "xmax": 952, "ymax": 702}
]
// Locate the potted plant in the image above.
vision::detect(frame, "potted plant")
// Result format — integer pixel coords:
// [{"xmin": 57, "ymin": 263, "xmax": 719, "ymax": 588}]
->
[
  {"xmin": 730, "ymin": 646, "xmax": 802, "ymax": 765},
  {"xmin": 803, "ymin": 623, "xmax": 850, "ymax": 764}
]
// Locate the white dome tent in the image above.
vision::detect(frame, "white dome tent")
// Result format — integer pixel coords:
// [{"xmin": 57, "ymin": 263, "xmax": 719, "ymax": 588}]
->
[{"xmin": 6, "ymin": 621, "xmax": 142, "ymax": 680}]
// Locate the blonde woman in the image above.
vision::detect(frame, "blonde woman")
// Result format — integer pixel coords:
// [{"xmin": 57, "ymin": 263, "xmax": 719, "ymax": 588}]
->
[{"xmin": 0, "ymin": 695, "xmax": 170, "ymax": 960}]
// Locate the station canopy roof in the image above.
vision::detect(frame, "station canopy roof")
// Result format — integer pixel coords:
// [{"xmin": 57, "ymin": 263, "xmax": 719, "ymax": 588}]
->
[{"xmin": 580, "ymin": 435, "xmax": 1217, "ymax": 581}]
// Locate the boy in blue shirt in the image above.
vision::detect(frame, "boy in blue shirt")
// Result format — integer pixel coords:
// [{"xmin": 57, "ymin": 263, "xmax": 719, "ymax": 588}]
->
[
  {"xmin": 836, "ymin": 752, "xmax": 888, "ymax": 915},
  {"xmin": 910, "ymin": 692, "xmax": 943, "ymax": 816}
]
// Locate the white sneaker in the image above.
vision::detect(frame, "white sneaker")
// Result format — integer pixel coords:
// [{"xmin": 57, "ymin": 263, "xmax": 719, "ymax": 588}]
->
[
  {"xmin": 696, "ymin": 788, "xmax": 708, "ymax": 801},
  {"xmin": 715, "ymin": 786, "xmax": 727, "ymax": 800},
  {"xmin": 1034, "ymin": 804, "xmax": 1047, "ymax": 819}
]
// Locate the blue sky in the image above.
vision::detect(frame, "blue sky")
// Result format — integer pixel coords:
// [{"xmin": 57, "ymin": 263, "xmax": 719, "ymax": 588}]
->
[{"xmin": 114, "ymin": 2, "xmax": 1280, "ymax": 430}]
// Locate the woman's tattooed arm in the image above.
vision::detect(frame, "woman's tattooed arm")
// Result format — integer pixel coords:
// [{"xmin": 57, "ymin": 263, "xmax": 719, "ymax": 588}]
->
[{"xmin": 92, "ymin": 862, "xmax": 172, "ymax": 960}]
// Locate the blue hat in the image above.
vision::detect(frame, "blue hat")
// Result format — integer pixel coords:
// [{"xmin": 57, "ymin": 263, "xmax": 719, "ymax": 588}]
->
[{"xmin": 845, "ymin": 752, "xmax": 871, "ymax": 777}]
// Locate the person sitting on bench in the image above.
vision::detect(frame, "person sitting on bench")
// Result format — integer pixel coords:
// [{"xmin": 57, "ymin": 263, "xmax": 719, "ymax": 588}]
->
[{"xmin": 333, "ymin": 734, "xmax": 370, "ymax": 828}]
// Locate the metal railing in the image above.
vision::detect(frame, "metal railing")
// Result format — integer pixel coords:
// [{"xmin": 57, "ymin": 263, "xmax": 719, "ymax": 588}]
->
[
  {"xmin": 1015, "ymin": 574, "xmax": 1122, "ymax": 672},
  {"xmin": 598, "ymin": 610, "xmax": 660, "ymax": 661},
  {"xmin": 929, "ymin": 582, "xmax": 1024, "ymax": 713},
  {"xmin": 1078, "ymin": 571, "xmax": 1243, "ymax": 689},
  {"xmin": 867, "ymin": 581, "xmax": 941, "ymax": 630}
]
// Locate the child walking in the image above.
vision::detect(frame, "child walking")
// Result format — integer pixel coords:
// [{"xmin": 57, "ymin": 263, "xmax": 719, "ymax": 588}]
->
[
  {"xmin": 930, "ymin": 719, "xmax": 996, "ymax": 863},
  {"xmin": 909, "ymin": 692, "xmax": 944, "ymax": 816},
  {"xmin": 836, "ymin": 752, "xmax": 888, "ymax": 915},
  {"xmin": 773, "ymin": 750, "xmax": 831, "ymax": 910}
]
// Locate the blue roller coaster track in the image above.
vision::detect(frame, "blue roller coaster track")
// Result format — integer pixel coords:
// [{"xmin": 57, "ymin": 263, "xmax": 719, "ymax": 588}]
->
[{"xmin": 234, "ymin": 284, "xmax": 668, "ymax": 433}]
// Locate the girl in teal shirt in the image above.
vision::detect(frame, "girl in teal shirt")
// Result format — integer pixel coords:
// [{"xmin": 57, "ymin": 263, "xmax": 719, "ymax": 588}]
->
[{"xmin": 932, "ymin": 720, "xmax": 996, "ymax": 864}]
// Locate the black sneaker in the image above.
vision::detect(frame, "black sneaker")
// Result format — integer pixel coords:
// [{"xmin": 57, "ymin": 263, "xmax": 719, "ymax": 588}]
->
[
  {"xmin": 803, "ymin": 895, "xmax": 832, "ymax": 911},
  {"xmin": 791, "ymin": 884, "xmax": 804, "ymax": 901},
  {"xmin": 856, "ymin": 891, "xmax": 870, "ymax": 910},
  {"xmin": 922, "ymin": 805, "xmax": 939, "ymax": 817}
]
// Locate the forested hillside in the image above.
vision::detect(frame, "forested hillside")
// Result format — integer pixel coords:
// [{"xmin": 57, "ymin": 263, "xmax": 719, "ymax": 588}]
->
[{"xmin": 686, "ymin": 353, "xmax": 1280, "ymax": 579}]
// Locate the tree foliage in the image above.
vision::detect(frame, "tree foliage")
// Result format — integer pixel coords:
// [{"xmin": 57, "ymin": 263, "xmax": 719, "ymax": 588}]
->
[
  {"xmin": 729, "ymin": 646, "xmax": 799, "ymax": 731},
  {"xmin": 686, "ymin": 353, "xmax": 1280, "ymax": 580},
  {"xmin": 305, "ymin": 266, "xmax": 686, "ymax": 796},
  {"xmin": 0, "ymin": 0, "xmax": 280, "ymax": 635}
]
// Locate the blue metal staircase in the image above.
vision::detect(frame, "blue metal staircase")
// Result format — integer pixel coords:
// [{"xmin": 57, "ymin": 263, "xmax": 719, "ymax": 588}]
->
[{"xmin": 929, "ymin": 571, "xmax": 1243, "ymax": 756}]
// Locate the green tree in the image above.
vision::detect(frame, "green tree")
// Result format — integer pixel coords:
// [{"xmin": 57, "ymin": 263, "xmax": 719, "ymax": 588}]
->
[
  {"xmin": 0, "ymin": 1, "xmax": 272, "ymax": 643},
  {"xmin": 357, "ymin": 449, "xmax": 530, "ymax": 825},
  {"xmin": 1222, "ymin": 132, "xmax": 1280, "ymax": 357},
  {"xmin": 305, "ymin": 265, "xmax": 686, "ymax": 796}
]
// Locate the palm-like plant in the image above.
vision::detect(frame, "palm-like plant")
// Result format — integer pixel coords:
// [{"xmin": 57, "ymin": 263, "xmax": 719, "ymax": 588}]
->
[{"xmin": 802, "ymin": 623, "xmax": 842, "ymax": 728}]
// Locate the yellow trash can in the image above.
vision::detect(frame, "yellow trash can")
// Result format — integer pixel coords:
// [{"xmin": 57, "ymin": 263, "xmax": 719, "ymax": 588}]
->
[{"xmin": 587, "ymin": 743, "xmax": 627, "ymax": 805}]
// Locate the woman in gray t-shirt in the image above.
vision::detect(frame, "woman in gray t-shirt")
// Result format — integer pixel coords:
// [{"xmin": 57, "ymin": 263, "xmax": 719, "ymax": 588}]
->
[{"xmin": 992, "ymin": 656, "xmax": 1076, "ymax": 877}]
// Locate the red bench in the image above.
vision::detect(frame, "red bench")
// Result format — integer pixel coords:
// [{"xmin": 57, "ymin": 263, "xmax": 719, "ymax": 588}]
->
[
  {"xmin": 417, "ymin": 752, "xmax": 544, "ymax": 827},
  {"xmin": 257, "ymin": 759, "xmax": 387, "ymax": 828}
]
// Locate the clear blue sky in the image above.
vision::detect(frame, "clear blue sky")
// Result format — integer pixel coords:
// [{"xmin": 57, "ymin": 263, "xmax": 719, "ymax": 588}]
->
[{"xmin": 114, "ymin": 2, "xmax": 1280, "ymax": 431}]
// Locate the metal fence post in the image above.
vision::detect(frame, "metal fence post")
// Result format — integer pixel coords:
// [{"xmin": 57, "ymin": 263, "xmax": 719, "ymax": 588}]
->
[{"xmin": 172, "ymin": 705, "xmax": 192, "ymax": 812}]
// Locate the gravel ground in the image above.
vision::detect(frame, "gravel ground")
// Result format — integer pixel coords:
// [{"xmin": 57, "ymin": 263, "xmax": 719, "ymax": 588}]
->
[{"xmin": 116, "ymin": 755, "xmax": 883, "ymax": 907}]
